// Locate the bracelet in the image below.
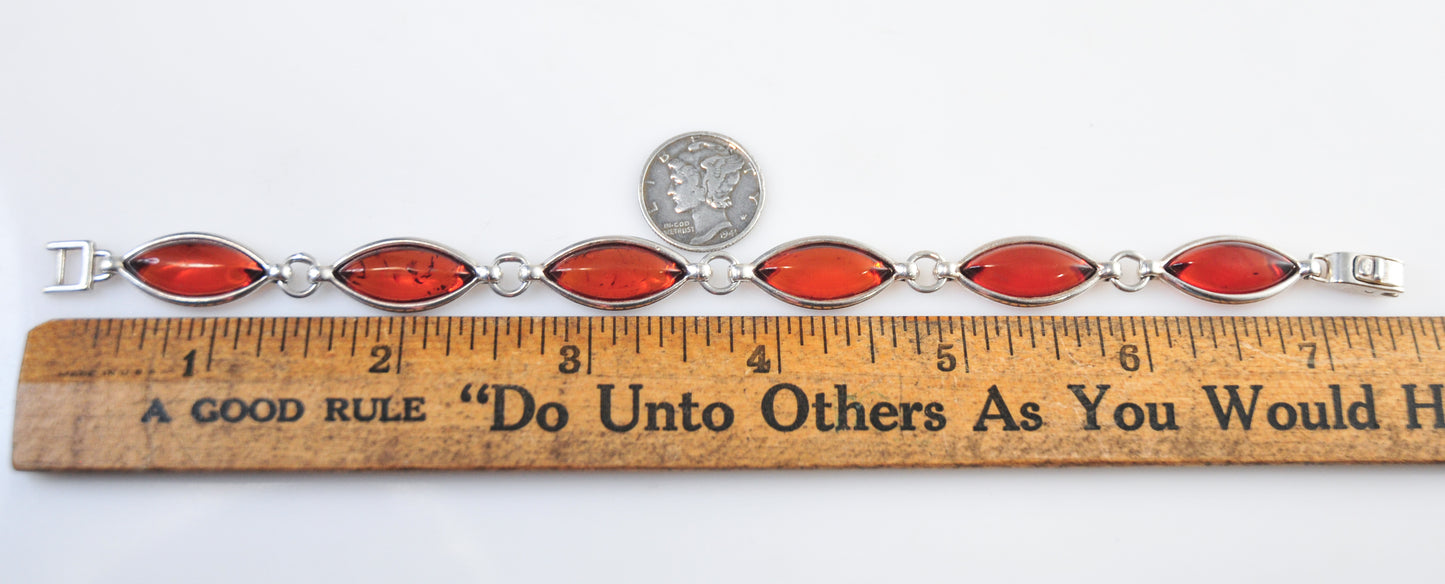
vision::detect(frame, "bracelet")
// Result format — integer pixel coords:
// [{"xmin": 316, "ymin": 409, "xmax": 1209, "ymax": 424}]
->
[
  {"xmin": 40, "ymin": 133, "xmax": 1404, "ymax": 312},
  {"xmin": 44, "ymin": 232, "xmax": 1404, "ymax": 311}
]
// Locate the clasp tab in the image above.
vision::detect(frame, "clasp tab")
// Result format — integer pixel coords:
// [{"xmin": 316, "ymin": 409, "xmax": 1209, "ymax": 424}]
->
[
  {"xmin": 44, "ymin": 240, "xmax": 114, "ymax": 293},
  {"xmin": 1308, "ymin": 252, "xmax": 1404, "ymax": 297}
]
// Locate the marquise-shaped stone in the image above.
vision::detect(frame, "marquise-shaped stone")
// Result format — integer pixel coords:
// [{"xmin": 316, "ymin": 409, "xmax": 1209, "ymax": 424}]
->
[
  {"xmin": 544, "ymin": 242, "xmax": 686, "ymax": 302},
  {"xmin": 1165, "ymin": 241, "xmax": 1297, "ymax": 295},
  {"xmin": 961, "ymin": 243, "xmax": 1096, "ymax": 299},
  {"xmin": 126, "ymin": 240, "xmax": 267, "ymax": 298},
  {"xmin": 754, "ymin": 243, "xmax": 894, "ymax": 302},
  {"xmin": 333, "ymin": 244, "xmax": 478, "ymax": 304}
]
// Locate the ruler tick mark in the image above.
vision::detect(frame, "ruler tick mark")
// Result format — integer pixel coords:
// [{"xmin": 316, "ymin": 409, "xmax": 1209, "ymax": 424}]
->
[
  {"xmin": 821, "ymin": 318, "xmax": 829, "ymax": 354},
  {"xmin": 960, "ymin": 319, "xmax": 971, "ymax": 372},
  {"xmin": 1232, "ymin": 318, "xmax": 1243, "ymax": 361},
  {"xmin": 1186, "ymin": 317, "xmax": 1197, "ymax": 359},
  {"xmin": 867, "ymin": 318, "xmax": 876, "ymax": 363},
  {"xmin": 1319, "ymin": 318, "xmax": 1336, "ymax": 371},
  {"xmin": 1409, "ymin": 318, "xmax": 1422, "ymax": 362},
  {"xmin": 1051, "ymin": 317, "xmax": 1061, "ymax": 360},
  {"xmin": 206, "ymin": 320, "xmax": 218, "ymax": 371},
  {"xmin": 1095, "ymin": 317, "xmax": 1104, "ymax": 357},
  {"xmin": 1273, "ymin": 317, "xmax": 1285, "ymax": 355},
  {"xmin": 774, "ymin": 317, "xmax": 783, "ymax": 374},
  {"xmin": 1141, "ymin": 318, "xmax": 1155, "ymax": 371}
]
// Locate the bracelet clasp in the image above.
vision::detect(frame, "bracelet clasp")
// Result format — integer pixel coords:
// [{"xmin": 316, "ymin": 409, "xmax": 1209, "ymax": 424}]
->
[{"xmin": 1308, "ymin": 252, "xmax": 1404, "ymax": 296}]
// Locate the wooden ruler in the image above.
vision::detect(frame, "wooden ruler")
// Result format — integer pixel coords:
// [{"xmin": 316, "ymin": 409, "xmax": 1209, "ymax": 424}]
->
[{"xmin": 13, "ymin": 316, "xmax": 1445, "ymax": 470}]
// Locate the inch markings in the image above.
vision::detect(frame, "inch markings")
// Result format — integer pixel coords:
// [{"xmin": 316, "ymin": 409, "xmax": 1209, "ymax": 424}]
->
[{"xmin": 13, "ymin": 316, "xmax": 1445, "ymax": 471}]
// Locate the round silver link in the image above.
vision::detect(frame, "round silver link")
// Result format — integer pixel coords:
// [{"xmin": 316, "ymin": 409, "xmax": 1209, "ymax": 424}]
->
[
  {"xmin": 93, "ymin": 251, "xmax": 117, "ymax": 282},
  {"xmin": 488, "ymin": 253, "xmax": 535, "ymax": 297},
  {"xmin": 1106, "ymin": 250, "xmax": 1152, "ymax": 292},
  {"xmin": 697, "ymin": 252, "xmax": 742, "ymax": 295},
  {"xmin": 274, "ymin": 253, "xmax": 323, "ymax": 298},
  {"xmin": 903, "ymin": 250, "xmax": 949, "ymax": 293}
]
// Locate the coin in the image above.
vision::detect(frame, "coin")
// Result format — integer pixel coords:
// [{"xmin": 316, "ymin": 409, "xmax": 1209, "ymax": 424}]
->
[{"xmin": 640, "ymin": 132, "xmax": 764, "ymax": 252}]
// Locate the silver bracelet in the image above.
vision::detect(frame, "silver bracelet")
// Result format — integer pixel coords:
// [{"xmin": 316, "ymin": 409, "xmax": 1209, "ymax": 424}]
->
[
  {"xmin": 40, "ymin": 132, "xmax": 1404, "ymax": 311},
  {"xmin": 43, "ymin": 232, "xmax": 1403, "ymax": 312}
]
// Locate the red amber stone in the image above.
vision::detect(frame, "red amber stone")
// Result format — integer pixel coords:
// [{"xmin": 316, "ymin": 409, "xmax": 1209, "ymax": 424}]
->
[
  {"xmin": 545, "ymin": 242, "xmax": 686, "ymax": 302},
  {"xmin": 126, "ymin": 240, "xmax": 266, "ymax": 297},
  {"xmin": 1165, "ymin": 241, "xmax": 1297, "ymax": 295},
  {"xmin": 333, "ymin": 245, "xmax": 477, "ymax": 304},
  {"xmin": 754, "ymin": 243, "xmax": 894, "ymax": 301},
  {"xmin": 961, "ymin": 243, "xmax": 1095, "ymax": 299}
]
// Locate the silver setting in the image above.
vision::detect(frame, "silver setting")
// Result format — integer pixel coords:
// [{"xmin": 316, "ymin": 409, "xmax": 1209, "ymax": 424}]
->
[
  {"xmin": 275, "ymin": 253, "xmax": 323, "ymax": 298},
  {"xmin": 1155, "ymin": 236, "xmax": 1301, "ymax": 304},
  {"xmin": 1104, "ymin": 250, "xmax": 1154, "ymax": 293},
  {"xmin": 44, "ymin": 240, "xmax": 115, "ymax": 293},
  {"xmin": 539, "ymin": 236, "xmax": 692, "ymax": 310},
  {"xmin": 329, "ymin": 238, "xmax": 482, "ymax": 312},
  {"xmin": 955, "ymin": 237, "xmax": 1103, "ymax": 307},
  {"xmin": 1308, "ymin": 252, "xmax": 1404, "ymax": 297},
  {"xmin": 697, "ymin": 252, "xmax": 742, "ymax": 295},
  {"xmin": 112, "ymin": 233, "xmax": 271, "ymax": 306},
  {"xmin": 748, "ymin": 236, "xmax": 897, "ymax": 309},
  {"xmin": 640, "ymin": 131, "xmax": 764, "ymax": 252},
  {"xmin": 904, "ymin": 251, "xmax": 950, "ymax": 293},
  {"xmin": 487, "ymin": 253, "xmax": 535, "ymax": 298}
]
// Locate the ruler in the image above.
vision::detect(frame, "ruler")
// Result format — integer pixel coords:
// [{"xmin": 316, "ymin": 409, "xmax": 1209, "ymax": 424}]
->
[{"xmin": 13, "ymin": 316, "xmax": 1445, "ymax": 470}]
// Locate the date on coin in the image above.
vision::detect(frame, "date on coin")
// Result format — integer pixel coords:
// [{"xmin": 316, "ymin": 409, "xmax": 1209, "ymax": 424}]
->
[{"xmin": 640, "ymin": 132, "xmax": 764, "ymax": 252}]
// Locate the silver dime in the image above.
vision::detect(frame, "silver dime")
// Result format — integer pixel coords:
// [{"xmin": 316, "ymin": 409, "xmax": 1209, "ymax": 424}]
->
[{"xmin": 640, "ymin": 132, "xmax": 764, "ymax": 252}]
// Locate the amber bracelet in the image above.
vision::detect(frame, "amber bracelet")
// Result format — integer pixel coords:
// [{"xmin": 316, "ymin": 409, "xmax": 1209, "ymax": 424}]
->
[{"xmin": 44, "ymin": 233, "xmax": 1403, "ymax": 311}]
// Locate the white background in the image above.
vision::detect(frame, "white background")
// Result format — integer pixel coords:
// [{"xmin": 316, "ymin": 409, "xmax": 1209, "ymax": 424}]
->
[{"xmin": 2, "ymin": 1, "xmax": 1443, "ymax": 582}]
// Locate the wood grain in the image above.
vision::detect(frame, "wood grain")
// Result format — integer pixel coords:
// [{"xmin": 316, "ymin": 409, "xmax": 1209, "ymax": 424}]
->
[{"xmin": 14, "ymin": 316, "xmax": 1445, "ymax": 470}]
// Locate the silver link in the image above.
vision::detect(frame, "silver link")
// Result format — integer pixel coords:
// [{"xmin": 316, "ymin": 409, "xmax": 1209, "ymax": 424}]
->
[
  {"xmin": 1105, "ymin": 250, "xmax": 1153, "ymax": 292},
  {"xmin": 695, "ymin": 252, "xmax": 742, "ymax": 295},
  {"xmin": 903, "ymin": 250, "xmax": 950, "ymax": 293},
  {"xmin": 273, "ymin": 253, "xmax": 324, "ymax": 298},
  {"xmin": 488, "ymin": 252, "xmax": 536, "ymax": 297}
]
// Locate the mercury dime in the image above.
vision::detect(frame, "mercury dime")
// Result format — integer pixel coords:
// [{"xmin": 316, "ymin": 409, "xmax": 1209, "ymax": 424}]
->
[{"xmin": 640, "ymin": 132, "xmax": 764, "ymax": 252}]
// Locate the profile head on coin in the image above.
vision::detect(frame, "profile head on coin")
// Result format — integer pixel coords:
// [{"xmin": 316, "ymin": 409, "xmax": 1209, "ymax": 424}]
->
[{"xmin": 641, "ymin": 132, "xmax": 763, "ymax": 252}]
